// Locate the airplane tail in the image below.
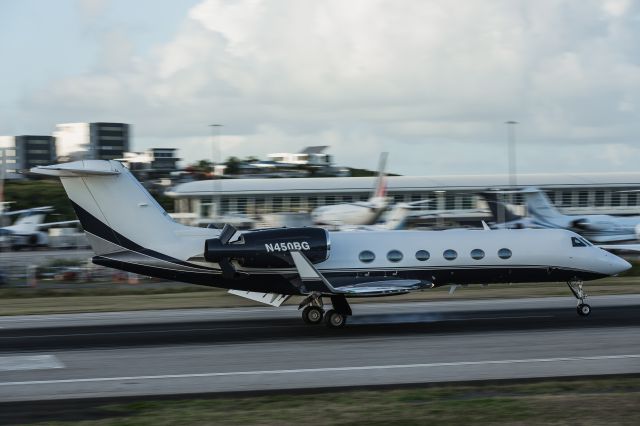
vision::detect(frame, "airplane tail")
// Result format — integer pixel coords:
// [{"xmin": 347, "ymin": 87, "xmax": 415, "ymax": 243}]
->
[
  {"xmin": 370, "ymin": 152, "xmax": 388, "ymax": 200},
  {"xmin": 32, "ymin": 160, "xmax": 182, "ymax": 256},
  {"xmin": 480, "ymin": 192, "xmax": 522, "ymax": 223},
  {"xmin": 523, "ymin": 188, "xmax": 565, "ymax": 224},
  {"xmin": 12, "ymin": 211, "xmax": 48, "ymax": 233}
]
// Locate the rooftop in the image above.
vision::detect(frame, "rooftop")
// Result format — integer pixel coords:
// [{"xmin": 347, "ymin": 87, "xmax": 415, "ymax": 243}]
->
[
  {"xmin": 300, "ymin": 145, "xmax": 329, "ymax": 154},
  {"xmin": 168, "ymin": 172, "xmax": 640, "ymax": 197}
]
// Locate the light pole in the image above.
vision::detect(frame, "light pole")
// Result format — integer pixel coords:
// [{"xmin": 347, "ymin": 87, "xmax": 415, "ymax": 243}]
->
[
  {"xmin": 209, "ymin": 124, "xmax": 223, "ymax": 218},
  {"xmin": 209, "ymin": 124, "xmax": 223, "ymax": 174},
  {"xmin": 505, "ymin": 121, "xmax": 518, "ymax": 187}
]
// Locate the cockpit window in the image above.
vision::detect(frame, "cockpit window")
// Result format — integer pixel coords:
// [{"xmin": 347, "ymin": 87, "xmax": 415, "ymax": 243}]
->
[{"xmin": 572, "ymin": 237, "xmax": 587, "ymax": 247}]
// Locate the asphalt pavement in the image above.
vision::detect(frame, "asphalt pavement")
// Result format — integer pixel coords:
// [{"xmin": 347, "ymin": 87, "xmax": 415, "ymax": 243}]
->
[{"xmin": 1, "ymin": 295, "xmax": 639, "ymax": 402}]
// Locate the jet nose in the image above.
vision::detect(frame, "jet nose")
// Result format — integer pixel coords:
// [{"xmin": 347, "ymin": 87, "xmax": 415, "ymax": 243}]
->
[{"xmin": 608, "ymin": 254, "xmax": 631, "ymax": 276}]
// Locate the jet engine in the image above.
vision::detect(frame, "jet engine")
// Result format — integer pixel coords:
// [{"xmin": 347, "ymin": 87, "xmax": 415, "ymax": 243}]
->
[
  {"xmin": 571, "ymin": 218, "xmax": 609, "ymax": 231},
  {"xmin": 204, "ymin": 225, "xmax": 330, "ymax": 278}
]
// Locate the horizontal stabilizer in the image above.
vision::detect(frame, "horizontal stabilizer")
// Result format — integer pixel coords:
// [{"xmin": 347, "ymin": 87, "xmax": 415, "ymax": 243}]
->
[
  {"xmin": 228, "ymin": 290, "xmax": 290, "ymax": 307},
  {"xmin": 31, "ymin": 161, "xmax": 120, "ymax": 177}
]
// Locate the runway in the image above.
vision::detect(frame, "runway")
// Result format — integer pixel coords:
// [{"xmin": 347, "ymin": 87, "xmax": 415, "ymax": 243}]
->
[{"xmin": 1, "ymin": 295, "xmax": 639, "ymax": 402}]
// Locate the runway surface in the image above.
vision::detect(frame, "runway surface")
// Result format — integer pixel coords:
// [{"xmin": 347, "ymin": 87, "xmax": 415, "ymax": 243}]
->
[{"xmin": 1, "ymin": 295, "xmax": 639, "ymax": 402}]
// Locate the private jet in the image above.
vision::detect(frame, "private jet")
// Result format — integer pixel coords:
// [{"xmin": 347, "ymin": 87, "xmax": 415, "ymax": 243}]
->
[
  {"xmin": 33, "ymin": 161, "xmax": 631, "ymax": 327},
  {"xmin": 311, "ymin": 152, "xmax": 390, "ymax": 226},
  {"xmin": 485, "ymin": 188, "xmax": 640, "ymax": 242},
  {"xmin": 0, "ymin": 206, "xmax": 78, "ymax": 249},
  {"xmin": 524, "ymin": 188, "xmax": 640, "ymax": 242}
]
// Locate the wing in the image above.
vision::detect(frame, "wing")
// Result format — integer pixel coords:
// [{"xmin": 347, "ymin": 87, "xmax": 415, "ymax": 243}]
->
[
  {"xmin": 335, "ymin": 279, "xmax": 428, "ymax": 296},
  {"xmin": 289, "ymin": 250, "xmax": 431, "ymax": 297},
  {"xmin": 37, "ymin": 220, "xmax": 80, "ymax": 229}
]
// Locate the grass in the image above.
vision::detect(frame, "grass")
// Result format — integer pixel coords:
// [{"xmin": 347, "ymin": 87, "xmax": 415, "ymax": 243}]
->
[
  {"xmin": 1, "ymin": 277, "xmax": 639, "ymax": 316},
  {"xmin": 12, "ymin": 376, "xmax": 640, "ymax": 425}
]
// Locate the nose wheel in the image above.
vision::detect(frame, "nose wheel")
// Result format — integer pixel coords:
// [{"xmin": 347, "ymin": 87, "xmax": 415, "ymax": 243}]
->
[
  {"xmin": 577, "ymin": 303, "xmax": 591, "ymax": 316},
  {"xmin": 567, "ymin": 279, "xmax": 591, "ymax": 317}
]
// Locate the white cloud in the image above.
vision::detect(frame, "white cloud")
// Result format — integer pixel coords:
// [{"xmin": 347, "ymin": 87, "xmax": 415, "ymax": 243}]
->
[{"xmin": 12, "ymin": 0, "xmax": 640, "ymax": 174}]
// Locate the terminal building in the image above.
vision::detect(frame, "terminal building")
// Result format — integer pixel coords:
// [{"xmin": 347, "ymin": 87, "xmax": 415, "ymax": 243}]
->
[
  {"xmin": 54, "ymin": 122, "xmax": 130, "ymax": 161},
  {"xmin": 167, "ymin": 172, "xmax": 640, "ymax": 224}
]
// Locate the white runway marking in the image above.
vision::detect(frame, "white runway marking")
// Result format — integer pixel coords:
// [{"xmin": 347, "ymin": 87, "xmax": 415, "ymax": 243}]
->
[
  {"xmin": 0, "ymin": 355, "xmax": 64, "ymax": 372},
  {"xmin": 1, "ymin": 354, "xmax": 638, "ymax": 386}
]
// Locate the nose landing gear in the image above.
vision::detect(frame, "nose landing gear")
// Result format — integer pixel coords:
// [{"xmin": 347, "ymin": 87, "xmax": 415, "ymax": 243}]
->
[{"xmin": 567, "ymin": 278, "xmax": 591, "ymax": 316}]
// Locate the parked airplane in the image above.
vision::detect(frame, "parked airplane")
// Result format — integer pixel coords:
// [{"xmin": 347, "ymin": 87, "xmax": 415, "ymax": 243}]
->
[
  {"xmin": 517, "ymin": 188, "xmax": 640, "ymax": 242},
  {"xmin": 311, "ymin": 152, "xmax": 389, "ymax": 226},
  {"xmin": 480, "ymin": 191, "xmax": 538, "ymax": 229},
  {"xmin": 1, "ymin": 207, "xmax": 50, "ymax": 248},
  {"xmin": 342, "ymin": 200, "xmax": 484, "ymax": 231},
  {"xmin": 0, "ymin": 206, "xmax": 78, "ymax": 249},
  {"xmin": 33, "ymin": 161, "xmax": 631, "ymax": 327}
]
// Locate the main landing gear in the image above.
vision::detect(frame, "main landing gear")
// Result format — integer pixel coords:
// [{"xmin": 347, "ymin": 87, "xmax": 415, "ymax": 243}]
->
[
  {"xmin": 567, "ymin": 278, "xmax": 591, "ymax": 317},
  {"xmin": 299, "ymin": 293, "xmax": 352, "ymax": 328}
]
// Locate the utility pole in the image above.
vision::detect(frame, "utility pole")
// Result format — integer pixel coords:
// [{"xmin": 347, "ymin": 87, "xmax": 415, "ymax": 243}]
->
[
  {"xmin": 505, "ymin": 121, "xmax": 518, "ymax": 187},
  {"xmin": 209, "ymin": 124, "xmax": 223, "ymax": 218}
]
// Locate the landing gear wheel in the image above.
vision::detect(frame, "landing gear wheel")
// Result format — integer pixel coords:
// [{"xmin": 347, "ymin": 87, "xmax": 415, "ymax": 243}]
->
[
  {"xmin": 577, "ymin": 303, "xmax": 591, "ymax": 317},
  {"xmin": 324, "ymin": 309, "xmax": 347, "ymax": 329},
  {"xmin": 302, "ymin": 306, "xmax": 324, "ymax": 324}
]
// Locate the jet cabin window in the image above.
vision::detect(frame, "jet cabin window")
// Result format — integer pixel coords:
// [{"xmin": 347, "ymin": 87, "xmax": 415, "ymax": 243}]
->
[
  {"xmin": 498, "ymin": 248, "xmax": 512, "ymax": 259},
  {"xmin": 415, "ymin": 250, "xmax": 430, "ymax": 261},
  {"xmin": 443, "ymin": 249, "xmax": 458, "ymax": 261},
  {"xmin": 359, "ymin": 250, "xmax": 375, "ymax": 263},
  {"xmin": 470, "ymin": 249, "xmax": 485, "ymax": 260},
  {"xmin": 387, "ymin": 250, "xmax": 403, "ymax": 263}
]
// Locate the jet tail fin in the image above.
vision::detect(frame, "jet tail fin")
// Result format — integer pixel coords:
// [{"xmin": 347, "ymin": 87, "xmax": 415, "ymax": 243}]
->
[
  {"xmin": 523, "ymin": 187, "xmax": 565, "ymax": 222},
  {"xmin": 31, "ymin": 160, "xmax": 182, "ymax": 257},
  {"xmin": 370, "ymin": 152, "xmax": 388, "ymax": 199},
  {"xmin": 481, "ymin": 192, "xmax": 523, "ymax": 223}
]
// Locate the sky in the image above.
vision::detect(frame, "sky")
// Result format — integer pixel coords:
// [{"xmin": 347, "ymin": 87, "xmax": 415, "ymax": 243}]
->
[{"xmin": 1, "ymin": 0, "xmax": 640, "ymax": 176}]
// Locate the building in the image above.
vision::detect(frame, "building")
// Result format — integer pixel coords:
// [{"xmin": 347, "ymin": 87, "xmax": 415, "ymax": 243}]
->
[
  {"xmin": 54, "ymin": 122, "xmax": 130, "ymax": 161},
  {"xmin": 268, "ymin": 146, "xmax": 332, "ymax": 166},
  {"xmin": 167, "ymin": 172, "xmax": 640, "ymax": 223},
  {"xmin": 149, "ymin": 148, "xmax": 180, "ymax": 172},
  {"xmin": 121, "ymin": 148, "xmax": 180, "ymax": 178},
  {"xmin": 0, "ymin": 135, "xmax": 56, "ymax": 175}
]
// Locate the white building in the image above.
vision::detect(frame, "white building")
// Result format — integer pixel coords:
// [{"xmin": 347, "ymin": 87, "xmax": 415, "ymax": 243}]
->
[
  {"xmin": 0, "ymin": 136, "xmax": 18, "ymax": 175},
  {"xmin": 167, "ymin": 172, "xmax": 640, "ymax": 222},
  {"xmin": 54, "ymin": 122, "xmax": 130, "ymax": 161},
  {"xmin": 120, "ymin": 148, "xmax": 180, "ymax": 177},
  {"xmin": 268, "ymin": 146, "xmax": 332, "ymax": 166}
]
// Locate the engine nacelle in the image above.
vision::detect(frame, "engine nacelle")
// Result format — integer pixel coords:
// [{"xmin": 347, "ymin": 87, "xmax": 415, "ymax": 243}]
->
[
  {"xmin": 571, "ymin": 218, "xmax": 609, "ymax": 232},
  {"xmin": 204, "ymin": 227, "xmax": 330, "ymax": 268}
]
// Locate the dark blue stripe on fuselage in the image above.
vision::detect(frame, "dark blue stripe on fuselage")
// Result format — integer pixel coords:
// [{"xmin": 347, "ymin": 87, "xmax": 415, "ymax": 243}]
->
[{"xmin": 69, "ymin": 200, "xmax": 214, "ymax": 271}]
